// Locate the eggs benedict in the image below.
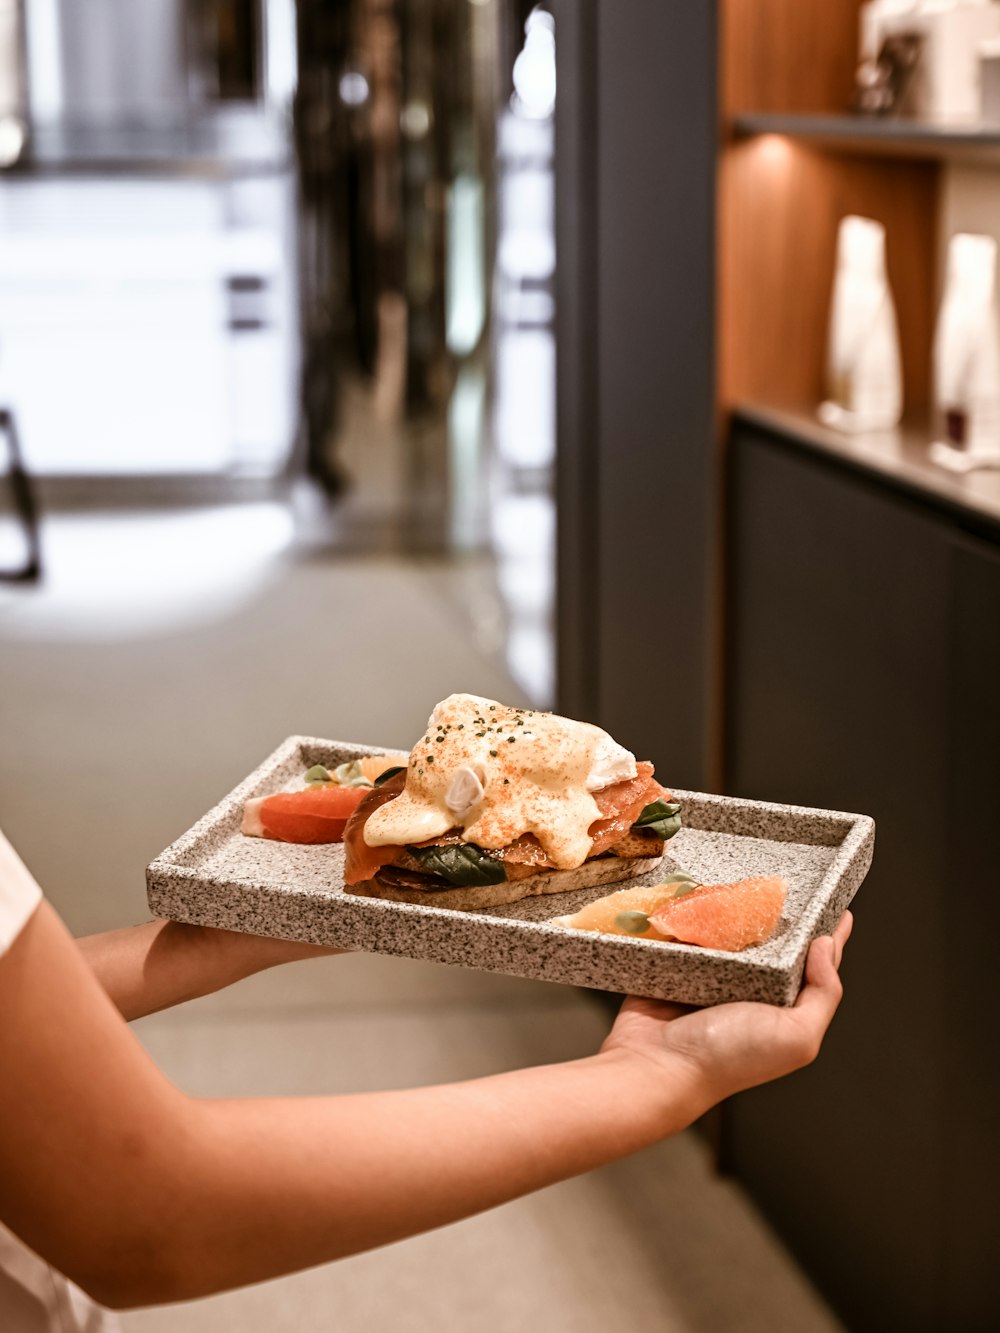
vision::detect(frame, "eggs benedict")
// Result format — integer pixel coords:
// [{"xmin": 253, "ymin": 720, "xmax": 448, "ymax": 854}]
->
[{"xmin": 343, "ymin": 694, "xmax": 681, "ymax": 910}]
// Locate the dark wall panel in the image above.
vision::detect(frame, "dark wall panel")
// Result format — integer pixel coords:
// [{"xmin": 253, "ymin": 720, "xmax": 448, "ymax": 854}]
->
[
  {"xmin": 556, "ymin": 0, "xmax": 717, "ymax": 786},
  {"xmin": 943, "ymin": 535, "xmax": 1000, "ymax": 1330}
]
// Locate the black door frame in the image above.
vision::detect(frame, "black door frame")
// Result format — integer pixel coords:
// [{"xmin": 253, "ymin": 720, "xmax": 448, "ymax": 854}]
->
[{"xmin": 554, "ymin": 0, "xmax": 718, "ymax": 786}]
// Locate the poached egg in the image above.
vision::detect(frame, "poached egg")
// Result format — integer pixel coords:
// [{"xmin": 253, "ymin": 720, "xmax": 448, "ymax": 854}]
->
[{"xmin": 362, "ymin": 693, "xmax": 638, "ymax": 869}]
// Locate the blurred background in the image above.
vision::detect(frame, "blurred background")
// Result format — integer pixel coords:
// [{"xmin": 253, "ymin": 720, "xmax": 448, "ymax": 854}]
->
[
  {"xmin": 1, "ymin": 2, "xmax": 998, "ymax": 1331},
  {"xmin": 0, "ymin": 0, "xmax": 558, "ymax": 701}
]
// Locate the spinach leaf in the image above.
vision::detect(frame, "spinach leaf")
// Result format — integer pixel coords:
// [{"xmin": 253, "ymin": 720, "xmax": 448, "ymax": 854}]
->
[
  {"xmin": 410, "ymin": 843, "xmax": 507, "ymax": 886},
  {"xmin": 633, "ymin": 800, "xmax": 683, "ymax": 841},
  {"xmin": 374, "ymin": 766, "xmax": 407, "ymax": 787}
]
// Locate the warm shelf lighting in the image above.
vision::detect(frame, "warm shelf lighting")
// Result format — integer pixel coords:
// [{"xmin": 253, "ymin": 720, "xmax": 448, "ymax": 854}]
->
[{"xmin": 750, "ymin": 132, "xmax": 795, "ymax": 170}]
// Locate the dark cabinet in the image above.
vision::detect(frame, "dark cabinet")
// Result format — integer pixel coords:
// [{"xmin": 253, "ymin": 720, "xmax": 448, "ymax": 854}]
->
[
  {"xmin": 725, "ymin": 423, "xmax": 1000, "ymax": 1332},
  {"xmin": 942, "ymin": 534, "xmax": 1000, "ymax": 1328}
]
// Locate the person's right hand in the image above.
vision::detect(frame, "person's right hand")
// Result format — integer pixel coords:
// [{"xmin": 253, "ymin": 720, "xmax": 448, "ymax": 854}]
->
[{"xmin": 601, "ymin": 911, "xmax": 852, "ymax": 1108}]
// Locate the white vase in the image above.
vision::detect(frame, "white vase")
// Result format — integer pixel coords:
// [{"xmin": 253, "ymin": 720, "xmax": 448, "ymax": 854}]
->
[
  {"xmin": 819, "ymin": 216, "xmax": 904, "ymax": 435},
  {"xmin": 929, "ymin": 232, "xmax": 1000, "ymax": 472}
]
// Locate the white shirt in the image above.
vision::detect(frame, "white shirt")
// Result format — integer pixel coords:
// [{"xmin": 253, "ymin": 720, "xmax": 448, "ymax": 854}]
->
[{"xmin": 0, "ymin": 833, "xmax": 118, "ymax": 1332}]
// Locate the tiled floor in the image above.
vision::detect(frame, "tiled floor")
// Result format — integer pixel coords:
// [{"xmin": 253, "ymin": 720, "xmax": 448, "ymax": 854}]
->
[{"xmin": 0, "ymin": 528, "xmax": 844, "ymax": 1331}]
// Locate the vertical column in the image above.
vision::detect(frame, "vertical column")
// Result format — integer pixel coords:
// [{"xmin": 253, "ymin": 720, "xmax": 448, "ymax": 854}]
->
[{"xmin": 555, "ymin": 0, "xmax": 717, "ymax": 784}]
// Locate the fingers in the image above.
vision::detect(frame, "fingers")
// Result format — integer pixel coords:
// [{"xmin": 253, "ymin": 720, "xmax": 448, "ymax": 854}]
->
[
  {"xmin": 804, "ymin": 933, "xmax": 839, "ymax": 990},
  {"xmin": 792, "ymin": 931, "xmax": 845, "ymax": 1044},
  {"xmin": 800, "ymin": 911, "xmax": 853, "ymax": 985},
  {"xmin": 830, "ymin": 910, "xmax": 853, "ymax": 969}
]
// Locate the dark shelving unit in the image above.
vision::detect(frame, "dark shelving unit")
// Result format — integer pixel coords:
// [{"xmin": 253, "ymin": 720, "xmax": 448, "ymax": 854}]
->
[{"xmin": 725, "ymin": 417, "xmax": 1000, "ymax": 1333}]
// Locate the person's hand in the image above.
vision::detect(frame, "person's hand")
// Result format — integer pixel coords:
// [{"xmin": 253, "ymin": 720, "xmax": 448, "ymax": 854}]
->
[{"xmin": 601, "ymin": 911, "xmax": 852, "ymax": 1108}]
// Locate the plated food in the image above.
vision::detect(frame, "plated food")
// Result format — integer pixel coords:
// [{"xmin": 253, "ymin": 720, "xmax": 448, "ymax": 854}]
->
[
  {"xmin": 237, "ymin": 694, "xmax": 789, "ymax": 951},
  {"xmin": 148, "ymin": 730, "xmax": 874, "ymax": 1006},
  {"xmin": 341, "ymin": 693, "xmax": 681, "ymax": 910}
]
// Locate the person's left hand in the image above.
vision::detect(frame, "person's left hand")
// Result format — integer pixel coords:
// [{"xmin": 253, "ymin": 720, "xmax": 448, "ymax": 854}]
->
[{"xmin": 601, "ymin": 911, "xmax": 852, "ymax": 1106}]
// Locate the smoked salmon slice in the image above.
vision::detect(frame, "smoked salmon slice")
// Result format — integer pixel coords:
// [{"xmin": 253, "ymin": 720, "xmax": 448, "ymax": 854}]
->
[{"xmin": 343, "ymin": 772, "xmax": 408, "ymax": 881}]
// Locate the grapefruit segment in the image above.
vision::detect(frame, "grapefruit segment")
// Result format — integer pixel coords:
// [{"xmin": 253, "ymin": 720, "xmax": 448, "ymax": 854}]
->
[
  {"xmin": 551, "ymin": 882, "xmax": 684, "ymax": 939},
  {"xmin": 648, "ymin": 875, "xmax": 787, "ymax": 951}
]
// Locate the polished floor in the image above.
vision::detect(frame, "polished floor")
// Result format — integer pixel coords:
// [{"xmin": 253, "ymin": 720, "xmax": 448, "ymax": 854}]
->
[{"xmin": 0, "ymin": 522, "xmax": 843, "ymax": 1332}]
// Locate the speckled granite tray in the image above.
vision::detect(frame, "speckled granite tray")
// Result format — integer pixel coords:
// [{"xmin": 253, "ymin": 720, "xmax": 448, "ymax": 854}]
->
[{"xmin": 147, "ymin": 736, "xmax": 874, "ymax": 1007}]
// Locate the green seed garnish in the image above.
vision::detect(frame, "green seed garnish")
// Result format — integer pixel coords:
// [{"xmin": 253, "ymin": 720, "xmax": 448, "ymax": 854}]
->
[
  {"xmin": 303, "ymin": 765, "xmax": 331, "ymax": 783},
  {"xmin": 615, "ymin": 911, "xmax": 651, "ymax": 935}
]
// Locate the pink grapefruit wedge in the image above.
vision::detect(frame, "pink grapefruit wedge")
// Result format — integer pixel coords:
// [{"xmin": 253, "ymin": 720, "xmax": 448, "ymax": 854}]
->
[{"xmin": 648, "ymin": 875, "xmax": 787, "ymax": 951}]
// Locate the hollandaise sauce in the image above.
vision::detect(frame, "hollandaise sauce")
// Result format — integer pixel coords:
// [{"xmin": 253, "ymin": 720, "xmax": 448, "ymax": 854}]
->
[{"xmin": 362, "ymin": 693, "xmax": 639, "ymax": 870}]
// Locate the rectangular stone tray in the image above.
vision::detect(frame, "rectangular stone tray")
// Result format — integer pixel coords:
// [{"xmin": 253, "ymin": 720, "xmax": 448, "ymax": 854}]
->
[{"xmin": 147, "ymin": 736, "xmax": 875, "ymax": 1007}]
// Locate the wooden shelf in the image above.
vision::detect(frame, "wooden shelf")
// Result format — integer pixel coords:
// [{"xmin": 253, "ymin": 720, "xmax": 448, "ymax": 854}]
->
[
  {"xmin": 734, "ymin": 401, "xmax": 1000, "ymax": 534},
  {"xmin": 733, "ymin": 112, "xmax": 1000, "ymax": 165}
]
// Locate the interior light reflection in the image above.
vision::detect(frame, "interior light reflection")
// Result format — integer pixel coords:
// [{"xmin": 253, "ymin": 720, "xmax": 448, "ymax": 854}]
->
[
  {"xmin": 512, "ymin": 8, "xmax": 556, "ymax": 120},
  {"xmin": 751, "ymin": 133, "xmax": 795, "ymax": 170},
  {"xmin": 0, "ymin": 504, "xmax": 294, "ymax": 642}
]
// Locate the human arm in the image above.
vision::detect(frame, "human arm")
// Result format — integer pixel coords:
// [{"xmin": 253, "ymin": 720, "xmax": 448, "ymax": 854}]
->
[
  {"xmin": 0, "ymin": 889, "xmax": 849, "ymax": 1311},
  {"xmin": 76, "ymin": 919, "xmax": 346, "ymax": 1022}
]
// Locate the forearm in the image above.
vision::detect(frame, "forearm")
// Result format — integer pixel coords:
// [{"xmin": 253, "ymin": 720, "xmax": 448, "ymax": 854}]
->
[
  {"xmin": 5, "ymin": 903, "xmax": 846, "ymax": 1312},
  {"xmin": 77, "ymin": 920, "xmax": 340, "ymax": 1021},
  {"xmin": 151, "ymin": 1047, "xmax": 707, "ymax": 1304}
]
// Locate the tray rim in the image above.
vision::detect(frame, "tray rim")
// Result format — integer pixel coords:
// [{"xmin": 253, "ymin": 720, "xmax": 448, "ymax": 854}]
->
[{"xmin": 147, "ymin": 734, "xmax": 875, "ymax": 1004}]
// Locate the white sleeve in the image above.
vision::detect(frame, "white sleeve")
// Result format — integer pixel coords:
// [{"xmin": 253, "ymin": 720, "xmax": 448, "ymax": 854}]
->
[{"xmin": 0, "ymin": 832, "xmax": 43, "ymax": 956}]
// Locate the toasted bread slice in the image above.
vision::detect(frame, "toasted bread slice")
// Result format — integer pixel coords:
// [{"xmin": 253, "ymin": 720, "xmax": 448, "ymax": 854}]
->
[{"xmin": 344, "ymin": 848, "xmax": 666, "ymax": 911}]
